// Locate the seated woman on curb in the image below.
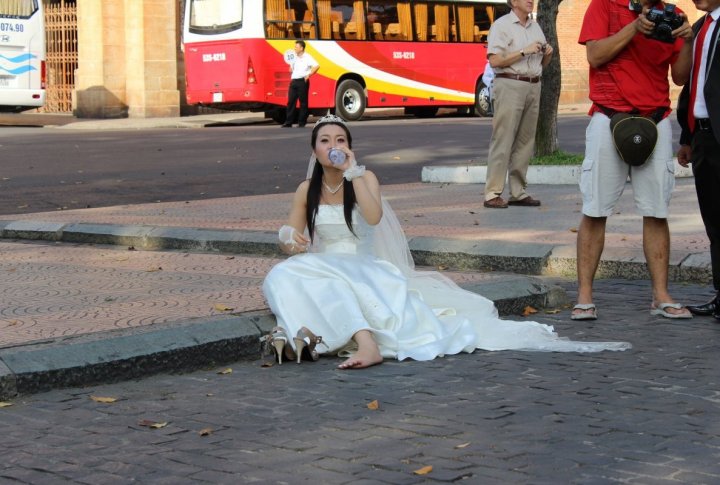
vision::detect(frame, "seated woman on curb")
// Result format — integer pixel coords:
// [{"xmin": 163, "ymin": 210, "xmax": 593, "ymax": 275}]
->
[{"xmin": 262, "ymin": 115, "xmax": 631, "ymax": 370}]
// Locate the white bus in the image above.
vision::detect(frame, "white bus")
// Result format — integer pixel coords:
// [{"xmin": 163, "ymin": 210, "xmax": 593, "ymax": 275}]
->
[{"xmin": 0, "ymin": 0, "xmax": 45, "ymax": 112}]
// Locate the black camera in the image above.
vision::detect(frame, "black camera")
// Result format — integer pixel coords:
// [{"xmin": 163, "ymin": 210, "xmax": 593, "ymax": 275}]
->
[{"xmin": 646, "ymin": 3, "xmax": 684, "ymax": 43}]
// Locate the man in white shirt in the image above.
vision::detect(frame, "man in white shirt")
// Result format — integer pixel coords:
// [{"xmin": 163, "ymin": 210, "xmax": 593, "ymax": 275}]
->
[{"xmin": 283, "ymin": 40, "xmax": 320, "ymax": 128}]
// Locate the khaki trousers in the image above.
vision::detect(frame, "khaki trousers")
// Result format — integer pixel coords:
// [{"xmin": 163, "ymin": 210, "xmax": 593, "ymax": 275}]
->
[{"xmin": 484, "ymin": 78, "xmax": 541, "ymax": 202}]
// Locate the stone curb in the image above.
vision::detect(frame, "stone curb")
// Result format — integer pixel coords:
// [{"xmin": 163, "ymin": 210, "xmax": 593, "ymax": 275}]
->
[
  {"xmin": 421, "ymin": 159, "xmax": 694, "ymax": 185},
  {"xmin": 0, "ymin": 220, "xmax": 712, "ymax": 283},
  {"xmin": 0, "ymin": 273, "xmax": 559, "ymax": 400},
  {"xmin": 0, "ymin": 313, "xmax": 275, "ymax": 400}
]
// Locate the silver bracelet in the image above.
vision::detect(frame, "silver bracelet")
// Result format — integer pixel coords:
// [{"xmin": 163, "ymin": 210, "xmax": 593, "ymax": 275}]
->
[{"xmin": 343, "ymin": 164, "xmax": 366, "ymax": 181}]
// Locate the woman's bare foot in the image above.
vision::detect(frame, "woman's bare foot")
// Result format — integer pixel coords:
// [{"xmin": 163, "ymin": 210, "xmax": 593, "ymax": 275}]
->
[
  {"xmin": 338, "ymin": 330, "xmax": 383, "ymax": 369},
  {"xmin": 338, "ymin": 349, "xmax": 383, "ymax": 369}
]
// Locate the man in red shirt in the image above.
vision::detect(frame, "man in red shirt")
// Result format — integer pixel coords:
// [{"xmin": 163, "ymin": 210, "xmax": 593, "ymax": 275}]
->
[{"xmin": 572, "ymin": 0, "xmax": 694, "ymax": 320}]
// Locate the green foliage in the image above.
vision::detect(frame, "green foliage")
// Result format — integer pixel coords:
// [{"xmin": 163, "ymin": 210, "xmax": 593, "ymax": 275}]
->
[{"xmin": 530, "ymin": 150, "xmax": 582, "ymax": 165}]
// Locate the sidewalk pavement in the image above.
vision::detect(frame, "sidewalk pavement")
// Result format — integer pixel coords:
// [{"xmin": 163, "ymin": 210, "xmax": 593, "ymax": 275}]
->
[{"xmin": 1, "ymin": 105, "xmax": 713, "ymax": 400}]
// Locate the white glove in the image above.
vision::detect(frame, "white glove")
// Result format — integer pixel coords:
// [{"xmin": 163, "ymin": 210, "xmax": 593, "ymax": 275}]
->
[
  {"xmin": 278, "ymin": 225, "xmax": 297, "ymax": 245},
  {"xmin": 343, "ymin": 162, "xmax": 366, "ymax": 181}
]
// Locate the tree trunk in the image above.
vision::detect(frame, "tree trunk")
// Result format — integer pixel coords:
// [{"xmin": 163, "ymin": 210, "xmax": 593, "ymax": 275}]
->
[{"xmin": 535, "ymin": 0, "xmax": 563, "ymax": 156}]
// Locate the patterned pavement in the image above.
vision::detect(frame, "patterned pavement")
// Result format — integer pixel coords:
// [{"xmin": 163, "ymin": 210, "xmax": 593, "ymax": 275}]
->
[{"xmin": 0, "ymin": 179, "xmax": 709, "ymax": 350}]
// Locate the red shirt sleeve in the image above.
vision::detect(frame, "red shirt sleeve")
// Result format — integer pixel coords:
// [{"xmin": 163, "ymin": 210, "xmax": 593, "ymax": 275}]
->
[{"xmin": 579, "ymin": 0, "xmax": 610, "ymax": 45}]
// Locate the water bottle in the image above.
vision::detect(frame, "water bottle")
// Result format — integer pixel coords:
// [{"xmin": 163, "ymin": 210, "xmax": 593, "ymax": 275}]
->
[{"xmin": 328, "ymin": 148, "xmax": 346, "ymax": 166}]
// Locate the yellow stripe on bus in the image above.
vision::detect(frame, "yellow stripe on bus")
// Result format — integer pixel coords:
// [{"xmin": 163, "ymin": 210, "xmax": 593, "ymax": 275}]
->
[{"xmin": 268, "ymin": 40, "xmax": 474, "ymax": 104}]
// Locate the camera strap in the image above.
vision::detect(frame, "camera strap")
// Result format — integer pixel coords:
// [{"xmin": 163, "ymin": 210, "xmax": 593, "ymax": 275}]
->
[{"xmin": 597, "ymin": 104, "xmax": 667, "ymax": 124}]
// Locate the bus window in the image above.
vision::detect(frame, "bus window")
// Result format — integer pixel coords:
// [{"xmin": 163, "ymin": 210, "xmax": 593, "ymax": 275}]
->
[
  {"xmin": 367, "ymin": 1, "xmax": 400, "ymax": 41},
  {"xmin": 189, "ymin": 0, "xmax": 242, "ymax": 34}
]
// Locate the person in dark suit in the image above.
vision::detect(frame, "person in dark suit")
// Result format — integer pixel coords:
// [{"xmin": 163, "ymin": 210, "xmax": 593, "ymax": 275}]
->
[{"xmin": 677, "ymin": 0, "xmax": 720, "ymax": 320}]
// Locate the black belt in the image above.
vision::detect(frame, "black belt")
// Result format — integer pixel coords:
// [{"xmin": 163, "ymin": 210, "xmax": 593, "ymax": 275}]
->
[
  {"xmin": 696, "ymin": 118, "xmax": 712, "ymax": 131},
  {"xmin": 495, "ymin": 73, "xmax": 541, "ymax": 83}
]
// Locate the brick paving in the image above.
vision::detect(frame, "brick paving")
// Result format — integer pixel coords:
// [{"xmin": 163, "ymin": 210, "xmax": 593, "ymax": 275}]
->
[
  {"xmin": 0, "ymin": 240, "xmax": 502, "ymax": 348},
  {"xmin": 1, "ymin": 278, "xmax": 718, "ymax": 483}
]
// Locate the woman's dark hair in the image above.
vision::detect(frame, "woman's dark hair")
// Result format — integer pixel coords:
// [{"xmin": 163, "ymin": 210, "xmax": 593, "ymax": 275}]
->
[{"xmin": 306, "ymin": 121, "xmax": 356, "ymax": 242}]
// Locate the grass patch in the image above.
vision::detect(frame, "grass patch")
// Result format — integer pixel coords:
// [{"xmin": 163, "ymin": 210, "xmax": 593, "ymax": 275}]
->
[{"xmin": 530, "ymin": 150, "xmax": 583, "ymax": 166}]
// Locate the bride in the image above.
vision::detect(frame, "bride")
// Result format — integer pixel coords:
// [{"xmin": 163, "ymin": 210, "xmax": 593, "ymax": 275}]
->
[{"xmin": 262, "ymin": 114, "xmax": 630, "ymax": 369}]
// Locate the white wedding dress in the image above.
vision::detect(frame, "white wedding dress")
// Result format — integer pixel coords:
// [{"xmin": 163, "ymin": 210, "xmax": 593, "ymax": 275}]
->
[{"xmin": 262, "ymin": 205, "xmax": 631, "ymax": 360}]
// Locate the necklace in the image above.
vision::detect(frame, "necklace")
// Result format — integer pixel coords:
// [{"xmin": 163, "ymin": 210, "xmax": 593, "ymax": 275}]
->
[{"xmin": 322, "ymin": 178, "xmax": 344, "ymax": 194}]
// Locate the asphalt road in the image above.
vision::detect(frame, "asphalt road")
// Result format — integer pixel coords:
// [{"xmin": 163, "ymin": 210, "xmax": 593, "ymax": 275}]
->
[
  {"xmin": 0, "ymin": 111, "xmax": 684, "ymax": 216},
  {"xmin": 0, "ymin": 113, "xmax": 594, "ymax": 216}
]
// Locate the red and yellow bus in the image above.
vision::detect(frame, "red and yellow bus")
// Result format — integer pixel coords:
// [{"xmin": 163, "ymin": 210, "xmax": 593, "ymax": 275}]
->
[{"xmin": 182, "ymin": 0, "xmax": 507, "ymax": 123}]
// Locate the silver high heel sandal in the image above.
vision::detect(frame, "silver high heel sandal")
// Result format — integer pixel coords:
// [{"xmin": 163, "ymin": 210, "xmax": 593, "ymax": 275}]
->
[
  {"xmin": 260, "ymin": 326, "xmax": 294, "ymax": 365},
  {"xmin": 293, "ymin": 327, "xmax": 326, "ymax": 364}
]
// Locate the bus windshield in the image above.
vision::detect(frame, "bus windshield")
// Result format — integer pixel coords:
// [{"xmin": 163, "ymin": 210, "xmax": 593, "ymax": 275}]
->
[
  {"xmin": 188, "ymin": 0, "xmax": 243, "ymax": 34},
  {"xmin": 0, "ymin": 0, "xmax": 37, "ymax": 18}
]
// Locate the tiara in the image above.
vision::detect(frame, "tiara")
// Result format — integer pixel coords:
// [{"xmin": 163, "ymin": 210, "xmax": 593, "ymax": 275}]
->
[{"xmin": 314, "ymin": 113, "xmax": 347, "ymax": 126}]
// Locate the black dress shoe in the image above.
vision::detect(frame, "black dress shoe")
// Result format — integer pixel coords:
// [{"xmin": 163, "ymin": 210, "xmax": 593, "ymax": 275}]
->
[{"xmin": 686, "ymin": 296, "xmax": 718, "ymax": 316}]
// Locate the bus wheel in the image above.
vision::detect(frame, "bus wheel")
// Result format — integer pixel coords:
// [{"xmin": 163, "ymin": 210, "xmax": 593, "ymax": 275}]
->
[
  {"xmin": 335, "ymin": 80, "xmax": 366, "ymax": 121},
  {"xmin": 475, "ymin": 81, "xmax": 493, "ymax": 117}
]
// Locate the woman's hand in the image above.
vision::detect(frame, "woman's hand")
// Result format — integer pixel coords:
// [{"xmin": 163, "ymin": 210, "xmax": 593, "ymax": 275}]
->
[
  {"xmin": 331, "ymin": 147, "xmax": 357, "ymax": 171},
  {"xmin": 279, "ymin": 224, "xmax": 309, "ymax": 255}
]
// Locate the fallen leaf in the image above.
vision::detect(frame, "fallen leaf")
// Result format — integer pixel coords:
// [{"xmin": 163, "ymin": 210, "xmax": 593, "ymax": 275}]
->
[
  {"xmin": 569, "ymin": 227, "xmax": 578, "ymax": 233},
  {"xmin": 7, "ymin": 320, "xmax": 19, "ymax": 326},
  {"xmin": 0, "ymin": 402, "xmax": 13, "ymax": 408},
  {"xmin": 455, "ymin": 442, "xmax": 471, "ymax": 449},
  {"xmin": 138, "ymin": 419, "xmax": 168, "ymax": 429},
  {"xmin": 225, "ymin": 256, "xmax": 235, "ymax": 260},
  {"xmin": 392, "ymin": 156, "xmax": 401, "ymax": 160},
  {"xmin": 522, "ymin": 306, "xmax": 538, "ymax": 316},
  {"xmin": 367, "ymin": 400, "xmax": 379, "ymax": 410},
  {"xmin": 217, "ymin": 368, "xmax": 233, "ymax": 375},
  {"xmin": 437, "ymin": 265, "xmax": 448, "ymax": 271},
  {"xmin": 199, "ymin": 427, "xmax": 213, "ymax": 436},
  {"xmin": 214, "ymin": 303, "xmax": 234, "ymax": 312},
  {"xmin": 90, "ymin": 395, "xmax": 117, "ymax": 403},
  {"xmin": 145, "ymin": 266, "xmax": 162, "ymax": 272},
  {"xmin": 128, "ymin": 246, "xmax": 136, "ymax": 251},
  {"xmin": 261, "ymin": 361, "xmax": 274, "ymax": 368},
  {"xmin": 413, "ymin": 465, "xmax": 433, "ymax": 475}
]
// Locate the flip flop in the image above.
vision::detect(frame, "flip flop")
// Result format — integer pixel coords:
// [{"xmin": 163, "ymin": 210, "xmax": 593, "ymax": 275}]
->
[
  {"xmin": 571, "ymin": 303, "xmax": 597, "ymax": 320},
  {"xmin": 650, "ymin": 302, "xmax": 693, "ymax": 319}
]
